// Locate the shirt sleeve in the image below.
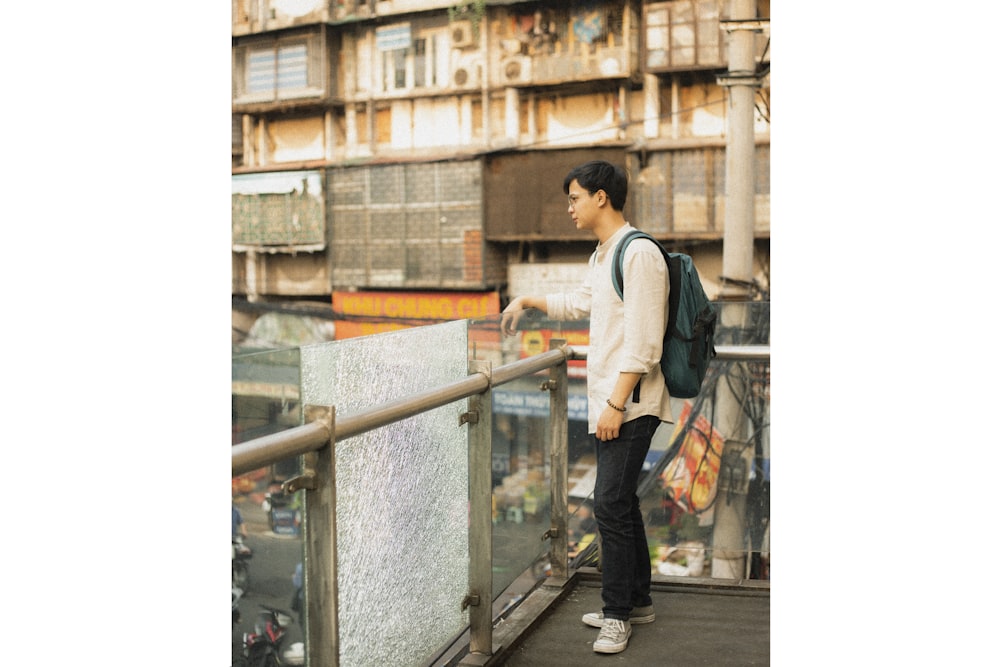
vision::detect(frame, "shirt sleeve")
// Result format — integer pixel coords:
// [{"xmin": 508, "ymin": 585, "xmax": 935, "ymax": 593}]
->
[{"xmin": 546, "ymin": 252, "xmax": 595, "ymax": 320}]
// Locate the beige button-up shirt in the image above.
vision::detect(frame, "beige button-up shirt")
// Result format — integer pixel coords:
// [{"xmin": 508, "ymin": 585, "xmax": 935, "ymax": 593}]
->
[{"xmin": 546, "ymin": 224, "xmax": 674, "ymax": 433}]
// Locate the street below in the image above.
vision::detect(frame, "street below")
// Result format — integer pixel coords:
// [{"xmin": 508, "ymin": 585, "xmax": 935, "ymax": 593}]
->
[{"xmin": 233, "ymin": 498, "xmax": 304, "ymax": 666}]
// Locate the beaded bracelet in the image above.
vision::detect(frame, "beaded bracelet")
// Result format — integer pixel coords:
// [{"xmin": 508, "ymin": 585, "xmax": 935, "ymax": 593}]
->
[{"xmin": 606, "ymin": 399, "xmax": 626, "ymax": 413}]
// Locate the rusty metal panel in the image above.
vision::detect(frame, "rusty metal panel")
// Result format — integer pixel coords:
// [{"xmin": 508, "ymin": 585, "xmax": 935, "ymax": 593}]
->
[
  {"xmin": 755, "ymin": 143, "xmax": 769, "ymax": 195},
  {"xmin": 232, "ymin": 171, "xmax": 326, "ymax": 248},
  {"xmin": 483, "ymin": 147, "xmax": 630, "ymax": 241},
  {"xmin": 328, "ymin": 160, "xmax": 486, "ymax": 289},
  {"xmin": 629, "ymin": 144, "xmax": 769, "ymax": 238},
  {"xmin": 631, "ymin": 152, "xmax": 672, "ymax": 236},
  {"xmin": 754, "ymin": 143, "xmax": 770, "ymax": 234}
]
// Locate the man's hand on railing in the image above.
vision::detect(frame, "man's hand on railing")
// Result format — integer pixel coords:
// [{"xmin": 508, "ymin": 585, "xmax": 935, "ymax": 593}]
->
[
  {"xmin": 500, "ymin": 306, "xmax": 525, "ymax": 337},
  {"xmin": 501, "ymin": 295, "xmax": 546, "ymax": 337}
]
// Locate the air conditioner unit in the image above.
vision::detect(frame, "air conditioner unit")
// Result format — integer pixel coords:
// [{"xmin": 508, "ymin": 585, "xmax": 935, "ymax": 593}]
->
[
  {"xmin": 451, "ymin": 20, "xmax": 475, "ymax": 49},
  {"xmin": 502, "ymin": 56, "xmax": 532, "ymax": 84},
  {"xmin": 453, "ymin": 56, "xmax": 481, "ymax": 88}
]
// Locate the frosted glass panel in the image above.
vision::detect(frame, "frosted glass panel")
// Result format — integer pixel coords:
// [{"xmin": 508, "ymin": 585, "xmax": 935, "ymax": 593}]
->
[{"xmin": 300, "ymin": 320, "xmax": 470, "ymax": 667}]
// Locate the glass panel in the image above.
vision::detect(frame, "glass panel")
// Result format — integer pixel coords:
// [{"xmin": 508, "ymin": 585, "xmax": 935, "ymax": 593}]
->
[
  {"xmin": 300, "ymin": 320, "xmax": 470, "ymax": 667},
  {"xmin": 490, "ymin": 395, "xmax": 554, "ymax": 599},
  {"xmin": 393, "ymin": 48, "xmax": 407, "ymax": 89},
  {"xmin": 670, "ymin": 2, "xmax": 696, "ymax": 66},
  {"xmin": 641, "ymin": 301, "xmax": 770, "ymax": 580},
  {"xmin": 414, "ymin": 38, "xmax": 427, "ymax": 88},
  {"xmin": 485, "ymin": 313, "xmax": 581, "ymax": 598},
  {"xmin": 646, "ymin": 4, "xmax": 670, "ymax": 69},
  {"xmin": 494, "ymin": 301, "xmax": 771, "ymax": 583},
  {"xmin": 231, "ymin": 347, "xmax": 306, "ymax": 665}
]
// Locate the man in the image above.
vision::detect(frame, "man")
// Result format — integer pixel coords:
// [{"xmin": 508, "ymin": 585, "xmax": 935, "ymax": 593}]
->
[
  {"xmin": 501, "ymin": 160, "xmax": 672, "ymax": 655},
  {"xmin": 232, "ymin": 502, "xmax": 248, "ymax": 540}
]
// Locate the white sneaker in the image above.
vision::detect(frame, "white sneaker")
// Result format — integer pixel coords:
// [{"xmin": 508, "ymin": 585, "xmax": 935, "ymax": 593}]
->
[
  {"xmin": 593, "ymin": 618, "xmax": 632, "ymax": 654},
  {"xmin": 582, "ymin": 605, "xmax": 655, "ymax": 628}
]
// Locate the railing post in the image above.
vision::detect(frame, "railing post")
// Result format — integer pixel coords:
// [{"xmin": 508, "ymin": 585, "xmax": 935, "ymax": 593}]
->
[
  {"xmin": 301, "ymin": 404, "xmax": 339, "ymax": 667},
  {"xmin": 463, "ymin": 360, "xmax": 497, "ymax": 664},
  {"xmin": 545, "ymin": 340, "xmax": 570, "ymax": 584}
]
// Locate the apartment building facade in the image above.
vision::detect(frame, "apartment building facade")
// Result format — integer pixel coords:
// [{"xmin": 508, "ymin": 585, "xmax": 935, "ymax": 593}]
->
[{"xmin": 231, "ymin": 0, "xmax": 770, "ymax": 342}]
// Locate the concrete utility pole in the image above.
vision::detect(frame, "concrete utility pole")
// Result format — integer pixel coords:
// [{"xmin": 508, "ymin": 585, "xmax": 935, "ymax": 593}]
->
[
  {"xmin": 720, "ymin": 2, "xmax": 758, "ymax": 297},
  {"xmin": 710, "ymin": 0, "xmax": 763, "ymax": 579}
]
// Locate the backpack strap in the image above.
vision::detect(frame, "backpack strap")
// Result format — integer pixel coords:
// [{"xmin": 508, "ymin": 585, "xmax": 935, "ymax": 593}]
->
[
  {"xmin": 611, "ymin": 229, "xmax": 652, "ymax": 301},
  {"xmin": 612, "ymin": 229, "xmax": 663, "ymax": 405},
  {"xmin": 612, "ymin": 228, "xmax": 676, "ymax": 341}
]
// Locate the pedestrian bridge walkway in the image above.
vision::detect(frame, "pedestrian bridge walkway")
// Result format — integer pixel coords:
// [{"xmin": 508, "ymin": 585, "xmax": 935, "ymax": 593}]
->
[
  {"xmin": 231, "ymin": 314, "xmax": 770, "ymax": 666},
  {"xmin": 472, "ymin": 569, "xmax": 769, "ymax": 666}
]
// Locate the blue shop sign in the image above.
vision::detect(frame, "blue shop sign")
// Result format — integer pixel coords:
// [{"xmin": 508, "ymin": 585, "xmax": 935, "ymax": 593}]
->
[{"xmin": 493, "ymin": 388, "xmax": 588, "ymax": 422}]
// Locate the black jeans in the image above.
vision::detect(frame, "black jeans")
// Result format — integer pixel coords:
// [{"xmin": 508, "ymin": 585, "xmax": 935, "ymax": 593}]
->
[{"xmin": 593, "ymin": 414, "xmax": 659, "ymax": 621}]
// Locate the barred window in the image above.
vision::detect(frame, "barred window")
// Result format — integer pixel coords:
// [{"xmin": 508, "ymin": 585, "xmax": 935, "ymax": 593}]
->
[{"xmin": 234, "ymin": 33, "xmax": 322, "ymax": 102}]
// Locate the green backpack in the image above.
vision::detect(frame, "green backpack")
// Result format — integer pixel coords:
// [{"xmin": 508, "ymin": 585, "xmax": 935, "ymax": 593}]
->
[{"xmin": 612, "ymin": 230, "xmax": 717, "ymax": 399}]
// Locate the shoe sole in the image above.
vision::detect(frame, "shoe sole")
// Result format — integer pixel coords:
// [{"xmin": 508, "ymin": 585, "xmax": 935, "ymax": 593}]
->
[{"xmin": 582, "ymin": 612, "xmax": 655, "ymax": 629}]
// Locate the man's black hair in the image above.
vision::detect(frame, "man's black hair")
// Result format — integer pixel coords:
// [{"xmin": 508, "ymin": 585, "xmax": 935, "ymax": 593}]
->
[{"xmin": 562, "ymin": 160, "xmax": 628, "ymax": 211}]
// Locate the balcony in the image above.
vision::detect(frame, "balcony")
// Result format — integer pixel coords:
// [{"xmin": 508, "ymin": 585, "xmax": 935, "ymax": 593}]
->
[{"xmin": 232, "ymin": 305, "xmax": 769, "ymax": 665}]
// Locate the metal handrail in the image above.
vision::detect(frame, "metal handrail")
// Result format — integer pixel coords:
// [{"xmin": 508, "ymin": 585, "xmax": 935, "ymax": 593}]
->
[
  {"xmin": 715, "ymin": 344, "xmax": 770, "ymax": 360},
  {"xmin": 231, "ymin": 344, "xmax": 769, "ymax": 475},
  {"xmin": 232, "ymin": 346, "xmax": 574, "ymax": 475},
  {"xmin": 231, "ymin": 420, "xmax": 331, "ymax": 476}
]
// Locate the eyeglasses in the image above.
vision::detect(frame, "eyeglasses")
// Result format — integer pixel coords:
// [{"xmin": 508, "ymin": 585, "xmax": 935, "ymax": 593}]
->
[{"xmin": 567, "ymin": 192, "xmax": 590, "ymax": 207}]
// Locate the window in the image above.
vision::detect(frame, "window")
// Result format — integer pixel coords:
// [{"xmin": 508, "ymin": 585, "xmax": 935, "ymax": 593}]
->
[
  {"xmin": 248, "ymin": 43, "xmax": 308, "ymax": 94},
  {"xmin": 644, "ymin": 1, "xmax": 724, "ymax": 72},
  {"xmin": 234, "ymin": 34, "xmax": 322, "ymax": 103},
  {"xmin": 378, "ymin": 29, "xmax": 443, "ymax": 92},
  {"xmin": 232, "ymin": 114, "xmax": 244, "ymax": 158},
  {"xmin": 414, "ymin": 38, "xmax": 427, "ymax": 88},
  {"xmin": 393, "ymin": 48, "xmax": 406, "ymax": 89}
]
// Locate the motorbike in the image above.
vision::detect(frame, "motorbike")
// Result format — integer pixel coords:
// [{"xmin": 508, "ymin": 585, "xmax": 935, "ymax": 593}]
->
[
  {"xmin": 232, "ymin": 534, "xmax": 253, "ymax": 588},
  {"xmin": 231, "ymin": 586, "xmax": 245, "ymax": 667},
  {"xmin": 242, "ymin": 607, "xmax": 304, "ymax": 667},
  {"xmin": 262, "ymin": 489, "xmax": 301, "ymax": 535}
]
